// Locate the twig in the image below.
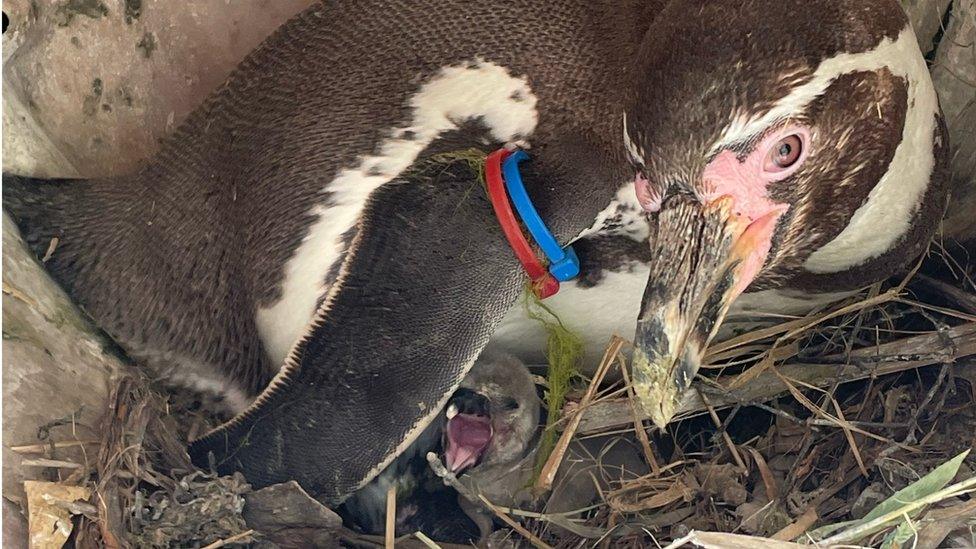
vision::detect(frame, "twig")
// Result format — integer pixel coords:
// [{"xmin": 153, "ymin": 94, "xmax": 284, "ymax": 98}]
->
[
  {"xmin": 708, "ymin": 289, "xmax": 898, "ymax": 361},
  {"xmin": 660, "ymin": 531, "xmax": 695, "ymax": 549},
  {"xmin": 698, "ymin": 389, "xmax": 746, "ymax": 471},
  {"xmin": 771, "ymin": 507, "xmax": 818, "ymax": 541},
  {"xmin": 478, "ymin": 495, "xmax": 554, "ymax": 549},
  {"xmin": 896, "ymin": 297, "xmax": 976, "ymax": 323},
  {"xmin": 662, "ymin": 530, "xmax": 810, "ymax": 548},
  {"xmin": 11, "ymin": 440, "xmax": 100, "ymax": 453},
  {"xmin": 41, "ymin": 237, "xmax": 59, "ymax": 263},
  {"xmin": 844, "ymin": 283, "xmax": 882, "ymax": 357},
  {"xmin": 772, "ymin": 369, "xmax": 902, "ymax": 449},
  {"xmin": 910, "ymin": 361, "xmax": 952, "ymax": 443},
  {"xmin": 752, "ymin": 403, "xmax": 818, "ymax": 431},
  {"xmin": 535, "ymin": 336, "xmax": 623, "ymax": 491},
  {"xmin": 21, "ymin": 458, "xmax": 82, "ymax": 469},
  {"xmin": 426, "ymin": 452, "xmax": 553, "ymax": 549},
  {"xmin": 578, "ymin": 323, "xmax": 976, "ymax": 434},
  {"xmin": 913, "ymin": 273, "xmax": 976, "ymax": 314},
  {"xmin": 414, "ymin": 531, "xmax": 443, "ymax": 549},
  {"xmin": 619, "ymin": 353, "xmax": 660, "ymax": 474},
  {"xmin": 200, "ymin": 530, "xmax": 255, "ymax": 549},
  {"xmin": 830, "ymin": 395, "xmax": 868, "ymax": 477},
  {"xmin": 386, "ymin": 485, "xmax": 396, "ymax": 549}
]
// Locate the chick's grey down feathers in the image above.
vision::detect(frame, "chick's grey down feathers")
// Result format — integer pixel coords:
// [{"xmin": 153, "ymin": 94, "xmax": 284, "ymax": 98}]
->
[{"xmin": 342, "ymin": 350, "xmax": 538, "ymax": 539}]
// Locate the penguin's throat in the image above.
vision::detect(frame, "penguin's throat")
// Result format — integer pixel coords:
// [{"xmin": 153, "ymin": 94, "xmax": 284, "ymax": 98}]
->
[{"xmin": 444, "ymin": 414, "xmax": 492, "ymax": 473}]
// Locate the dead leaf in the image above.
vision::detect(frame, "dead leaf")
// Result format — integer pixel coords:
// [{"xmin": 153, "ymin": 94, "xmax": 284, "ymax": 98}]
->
[
  {"xmin": 25, "ymin": 480, "xmax": 91, "ymax": 549},
  {"xmin": 696, "ymin": 464, "xmax": 748, "ymax": 506},
  {"xmin": 747, "ymin": 447, "xmax": 780, "ymax": 500},
  {"xmin": 609, "ymin": 480, "xmax": 693, "ymax": 513},
  {"xmin": 914, "ymin": 500, "xmax": 976, "ymax": 549}
]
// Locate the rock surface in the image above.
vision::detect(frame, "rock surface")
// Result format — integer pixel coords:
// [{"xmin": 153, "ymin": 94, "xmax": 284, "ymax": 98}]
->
[
  {"xmin": 931, "ymin": 0, "xmax": 976, "ymax": 241},
  {"xmin": 243, "ymin": 481, "xmax": 343, "ymax": 546},
  {"xmin": 2, "ymin": 498, "xmax": 28, "ymax": 549},
  {"xmin": 902, "ymin": 0, "xmax": 954, "ymax": 54},
  {"xmin": 1, "ymin": 213, "xmax": 126, "ymax": 506},
  {"xmin": 2, "ymin": 0, "xmax": 314, "ymax": 177}
]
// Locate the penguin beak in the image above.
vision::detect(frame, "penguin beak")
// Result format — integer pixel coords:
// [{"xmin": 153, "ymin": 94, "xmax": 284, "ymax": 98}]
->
[{"xmin": 632, "ymin": 195, "xmax": 784, "ymax": 429}]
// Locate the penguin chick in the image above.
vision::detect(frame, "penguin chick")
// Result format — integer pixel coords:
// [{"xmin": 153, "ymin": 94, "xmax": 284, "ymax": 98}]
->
[
  {"xmin": 445, "ymin": 350, "xmax": 541, "ymax": 475},
  {"xmin": 340, "ymin": 350, "xmax": 539, "ymax": 541},
  {"xmin": 456, "ymin": 360, "xmax": 648, "ymax": 540},
  {"xmin": 338, "ymin": 405, "xmax": 445, "ymax": 537}
]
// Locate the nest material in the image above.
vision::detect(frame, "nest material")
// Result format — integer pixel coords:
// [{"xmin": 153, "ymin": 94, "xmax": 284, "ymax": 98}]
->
[
  {"xmin": 126, "ymin": 472, "xmax": 251, "ymax": 548},
  {"xmin": 503, "ymin": 242, "xmax": 976, "ymax": 549},
  {"xmin": 71, "ymin": 375, "xmax": 249, "ymax": 548},
  {"xmin": 15, "ymin": 250, "xmax": 976, "ymax": 548}
]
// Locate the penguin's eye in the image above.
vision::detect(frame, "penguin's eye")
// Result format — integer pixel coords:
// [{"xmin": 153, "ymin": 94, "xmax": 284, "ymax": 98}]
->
[{"xmin": 764, "ymin": 134, "xmax": 804, "ymax": 173}]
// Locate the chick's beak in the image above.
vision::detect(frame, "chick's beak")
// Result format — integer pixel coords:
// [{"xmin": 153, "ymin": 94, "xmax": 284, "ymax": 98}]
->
[
  {"xmin": 632, "ymin": 195, "xmax": 784, "ymax": 428},
  {"xmin": 442, "ymin": 389, "xmax": 493, "ymax": 473}
]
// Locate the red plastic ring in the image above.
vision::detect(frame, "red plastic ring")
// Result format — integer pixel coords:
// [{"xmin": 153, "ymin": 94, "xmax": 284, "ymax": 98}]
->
[{"xmin": 485, "ymin": 149, "xmax": 559, "ymax": 298}]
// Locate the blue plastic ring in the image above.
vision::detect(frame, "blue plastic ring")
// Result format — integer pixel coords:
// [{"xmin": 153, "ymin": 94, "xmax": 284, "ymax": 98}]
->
[{"xmin": 502, "ymin": 150, "xmax": 580, "ymax": 282}]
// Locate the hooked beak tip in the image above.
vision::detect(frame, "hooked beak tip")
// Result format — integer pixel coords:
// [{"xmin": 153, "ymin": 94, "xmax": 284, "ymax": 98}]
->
[{"xmin": 631, "ymin": 348, "xmax": 679, "ymax": 430}]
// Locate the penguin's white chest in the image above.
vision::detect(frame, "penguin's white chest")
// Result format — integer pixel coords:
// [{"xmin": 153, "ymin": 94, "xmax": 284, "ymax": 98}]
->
[
  {"xmin": 490, "ymin": 265, "xmax": 651, "ymax": 367},
  {"xmin": 491, "ymin": 267, "xmax": 858, "ymax": 371}
]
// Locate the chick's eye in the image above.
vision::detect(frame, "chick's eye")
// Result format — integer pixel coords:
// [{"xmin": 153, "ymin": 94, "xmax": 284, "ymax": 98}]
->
[
  {"xmin": 499, "ymin": 397, "xmax": 520, "ymax": 411},
  {"xmin": 766, "ymin": 134, "xmax": 803, "ymax": 171}
]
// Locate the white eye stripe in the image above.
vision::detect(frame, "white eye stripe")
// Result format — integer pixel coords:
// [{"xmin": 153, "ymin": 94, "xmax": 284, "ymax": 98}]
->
[
  {"xmin": 713, "ymin": 27, "xmax": 927, "ymax": 154},
  {"xmin": 718, "ymin": 117, "xmax": 796, "ymax": 158},
  {"xmin": 803, "ymin": 26, "xmax": 938, "ymax": 273}
]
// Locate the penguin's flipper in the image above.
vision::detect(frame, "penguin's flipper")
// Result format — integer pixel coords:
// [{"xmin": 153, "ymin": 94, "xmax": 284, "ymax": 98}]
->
[{"xmin": 189, "ymin": 155, "xmax": 524, "ymax": 504}]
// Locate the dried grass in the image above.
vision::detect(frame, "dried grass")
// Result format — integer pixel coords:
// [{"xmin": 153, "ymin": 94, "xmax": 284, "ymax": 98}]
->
[
  {"xmin": 16, "ymin": 241, "xmax": 975, "ymax": 548},
  {"xmin": 499, "ymin": 243, "xmax": 976, "ymax": 548}
]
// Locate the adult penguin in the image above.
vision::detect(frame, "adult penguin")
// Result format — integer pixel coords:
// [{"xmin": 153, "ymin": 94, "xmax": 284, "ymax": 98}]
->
[{"xmin": 3, "ymin": 0, "xmax": 948, "ymax": 504}]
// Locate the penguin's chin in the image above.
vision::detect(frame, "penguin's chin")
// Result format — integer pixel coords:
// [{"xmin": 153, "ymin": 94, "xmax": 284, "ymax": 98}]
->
[{"xmin": 443, "ymin": 413, "xmax": 492, "ymax": 473}]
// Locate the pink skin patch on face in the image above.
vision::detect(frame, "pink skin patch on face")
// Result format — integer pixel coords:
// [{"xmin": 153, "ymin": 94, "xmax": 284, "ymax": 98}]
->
[
  {"xmin": 700, "ymin": 127, "xmax": 809, "ymax": 220},
  {"xmin": 634, "ymin": 126, "xmax": 810, "ymax": 298},
  {"xmin": 702, "ymin": 126, "xmax": 809, "ymax": 297},
  {"xmin": 444, "ymin": 413, "xmax": 492, "ymax": 473}
]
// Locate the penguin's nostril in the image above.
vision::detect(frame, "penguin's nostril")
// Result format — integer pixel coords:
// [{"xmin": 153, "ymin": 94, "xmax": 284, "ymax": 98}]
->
[
  {"xmin": 3, "ymin": 12, "xmax": 9, "ymax": 34},
  {"xmin": 635, "ymin": 172, "xmax": 663, "ymax": 213}
]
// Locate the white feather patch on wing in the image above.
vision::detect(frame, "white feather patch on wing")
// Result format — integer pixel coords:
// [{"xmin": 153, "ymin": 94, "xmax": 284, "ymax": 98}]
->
[
  {"xmin": 255, "ymin": 60, "xmax": 539, "ymax": 364},
  {"xmin": 574, "ymin": 183, "xmax": 650, "ymax": 242}
]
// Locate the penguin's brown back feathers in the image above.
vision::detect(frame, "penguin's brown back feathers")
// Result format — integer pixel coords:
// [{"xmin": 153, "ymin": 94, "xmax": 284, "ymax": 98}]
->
[{"xmin": 3, "ymin": 174, "xmax": 276, "ymax": 399}]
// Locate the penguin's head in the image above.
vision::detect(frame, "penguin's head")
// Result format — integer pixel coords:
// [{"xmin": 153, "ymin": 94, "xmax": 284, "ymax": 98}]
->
[
  {"xmin": 442, "ymin": 351, "xmax": 540, "ymax": 473},
  {"xmin": 623, "ymin": 0, "xmax": 946, "ymax": 427}
]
